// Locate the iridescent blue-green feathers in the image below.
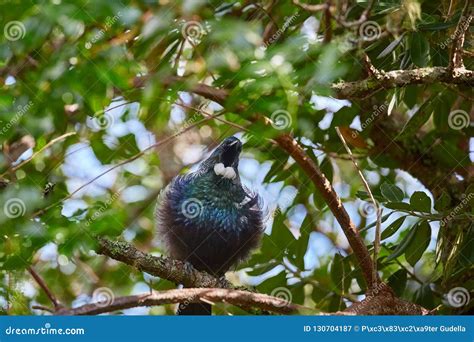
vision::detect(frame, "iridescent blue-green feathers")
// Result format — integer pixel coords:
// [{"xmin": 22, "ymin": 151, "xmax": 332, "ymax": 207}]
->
[{"xmin": 156, "ymin": 137, "xmax": 264, "ymax": 277}]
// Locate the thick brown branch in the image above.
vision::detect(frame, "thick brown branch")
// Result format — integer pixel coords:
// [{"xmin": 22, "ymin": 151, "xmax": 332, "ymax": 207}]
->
[
  {"xmin": 56, "ymin": 288, "xmax": 300, "ymax": 315},
  {"xmin": 136, "ymin": 67, "xmax": 473, "ymax": 103},
  {"xmin": 331, "ymin": 67, "xmax": 474, "ymax": 99},
  {"xmin": 343, "ymin": 284, "xmax": 429, "ymax": 315},
  {"xmin": 95, "ymin": 238, "xmax": 427, "ymax": 315},
  {"xmin": 274, "ymin": 134, "xmax": 377, "ymax": 288},
  {"xmin": 96, "ymin": 237, "xmax": 232, "ymax": 289}
]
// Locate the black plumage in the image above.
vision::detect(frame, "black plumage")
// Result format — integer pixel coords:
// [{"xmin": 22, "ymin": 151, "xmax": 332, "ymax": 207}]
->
[{"xmin": 156, "ymin": 136, "xmax": 264, "ymax": 314}]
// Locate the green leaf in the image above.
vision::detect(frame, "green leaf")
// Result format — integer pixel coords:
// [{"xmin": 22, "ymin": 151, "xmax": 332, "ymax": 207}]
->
[
  {"xmin": 380, "ymin": 182, "xmax": 405, "ymax": 202},
  {"xmin": 410, "ymin": 191, "xmax": 432, "ymax": 213},
  {"xmin": 409, "ymin": 31, "xmax": 430, "ymax": 67},
  {"xmin": 381, "ymin": 216, "xmax": 406, "ymax": 240},
  {"xmin": 271, "ymin": 212, "xmax": 297, "ymax": 252},
  {"xmin": 434, "ymin": 191, "xmax": 451, "ymax": 211},
  {"xmin": 331, "ymin": 253, "xmax": 344, "ymax": 290},
  {"xmin": 360, "ymin": 212, "xmax": 393, "ymax": 232},
  {"xmin": 384, "ymin": 202, "xmax": 411, "ymax": 211},
  {"xmin": 388, "ymin": 269, "xmax": 407, "ymax": 296},
  {"xmin": 386, "ymin": 223, "xmax": 419, "ymax": 261},
  {"xmin": 294, "ymin": 215, "xmax": 312, "ymax": 269},
  {"xmin": 320, "ymin": 158, "xmax": 333, "ymax": 183},
  {"xmin": 398, "ymin": 96, "xmax": 434, "ymax": 140},
  {"xmin": 412, "ymin": 284, "xmax": 435, "ymax": 309},
  {"xmin": 405, "ymin": 221, "xmax": 431, "ymax": 266},
  {"xmin": 377, "ymin": 34, "xmax": 405, "ymax": 59},
  {"xmin": 256, "ymin": 271, "xmax": 287, "ymax": 295}
]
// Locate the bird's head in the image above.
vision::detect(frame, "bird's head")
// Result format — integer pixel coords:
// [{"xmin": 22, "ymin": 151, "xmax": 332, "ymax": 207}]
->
[{"xmin": 199, "ymin": 136, "xmax": 242, "ymax": 181}]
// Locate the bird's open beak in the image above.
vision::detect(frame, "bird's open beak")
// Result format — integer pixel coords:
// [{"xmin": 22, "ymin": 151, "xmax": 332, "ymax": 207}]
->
[{"xmin": 221, "ymin": 139, "xmax": 242, "ymax": 167}]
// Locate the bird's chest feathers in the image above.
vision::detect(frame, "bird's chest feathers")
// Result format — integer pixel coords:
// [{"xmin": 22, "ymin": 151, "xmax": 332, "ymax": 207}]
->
[{"xmin": 180, "ymin": 175, "xmax": 250, "ymax": 230}]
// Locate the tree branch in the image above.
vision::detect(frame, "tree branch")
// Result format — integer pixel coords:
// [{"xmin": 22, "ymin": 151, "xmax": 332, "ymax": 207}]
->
[
  {"xmin": 331, "ymin": 67, "xmax": 474, "ymax": 99},
  {"xmin": 274, "ymin": 134, "xmax": 378, "ymax": 288},
  {"xmin": 335, "ymin": 127, "xmax": 382, "ymax": 286},
  {"xmin": 56, "ymin": 288, "xmax": 301, "ymax": 315},
  {"xmin": 96, "ymin": 237, "xmax": 232, "ymax": 289},
  {"xmin": 292, "ymin": 0, "xmax": 328, "ymax": 12},
  {"xmin": 343, "ymin": 283, "xmax": 429, "ymax": 315},
  {"xmin": 133, "ymin": 75, "xmax": 229, "ymax": 104},
  {"xmin": 448, "ymin": 1, "xmax": 472, "ymax": 70},
  {"xmin": 28, "ymin": 266, "xmax": 63, "ymax": 311}
]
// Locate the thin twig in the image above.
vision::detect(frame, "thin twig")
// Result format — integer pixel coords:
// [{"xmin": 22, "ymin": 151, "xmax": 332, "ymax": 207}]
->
[
  {"xmin": 31, "ymin": 112, "xmax": 225, "ymax": 217},
  {"xmin": 32, "ymin": 305, "xmax": 55, "ymax": 313},
  {"xmin": 28, "ymin": 266, "xmax": 63, "ymax": 311},
  {"xmin": 1, "ymin": 132, "xmax": 76, "ymax": 177},
  {"xmin": 335, "ymin": 127, "xmax": 382, "ymax": 286},
  {"xmin": 275, "ymin": 133, "xmax": 378, "ymax": 288},
  {"xmin": 448, "ymin": 0, "xmax": 472, "ymax": 70},
  {"xmin": 338, "ymin": 0, "xmax": 375, "ymax": 27},
  {"xmin": 292, "ymin": 0, "xmax": 329, "ymax": 12}
]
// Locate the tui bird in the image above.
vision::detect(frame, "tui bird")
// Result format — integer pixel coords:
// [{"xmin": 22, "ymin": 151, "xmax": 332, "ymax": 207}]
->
[{"xmin": 155, "ymin": 136, "xmax": 264, "ymax": 315}]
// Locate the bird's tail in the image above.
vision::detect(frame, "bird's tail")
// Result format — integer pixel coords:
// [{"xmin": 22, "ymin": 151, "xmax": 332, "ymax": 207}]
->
[{"xmin": 177, "ymin": 302, "xmax": 212, "ymax": 315}]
